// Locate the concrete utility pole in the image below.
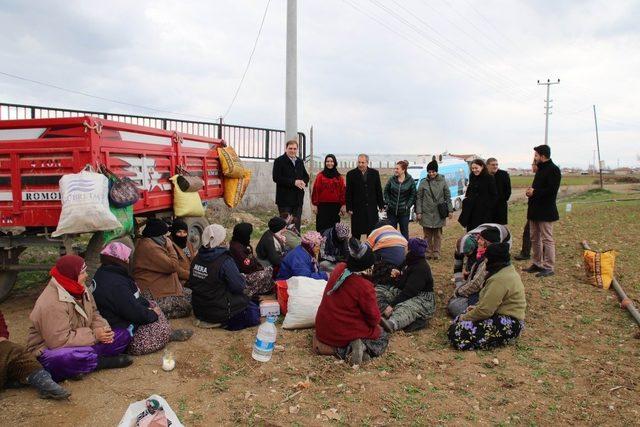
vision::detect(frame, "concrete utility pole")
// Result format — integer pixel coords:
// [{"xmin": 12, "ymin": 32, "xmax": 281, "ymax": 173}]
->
[
  {"xmin": 537, "ymin": 78, "xmax": 560, "ymax": 145},
  {"xmin": 592, "ymin": 105, "xmax": 604, "ymax": 190},
  {"xmin": 285, "ymin": 0, "xmax": 298, "ymax": 143}
]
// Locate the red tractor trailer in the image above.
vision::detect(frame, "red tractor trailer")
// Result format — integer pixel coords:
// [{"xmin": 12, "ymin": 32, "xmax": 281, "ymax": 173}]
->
[{"xmin": 0, "ymin": 115, "xmax": 224, "ymax": 301}]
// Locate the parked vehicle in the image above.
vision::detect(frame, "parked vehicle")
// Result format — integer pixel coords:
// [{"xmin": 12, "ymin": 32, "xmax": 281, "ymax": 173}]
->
[
  {"xmin": 0, "ymin": 116, "xmax": 225, "ymax": 301},
  {"xmin": 406, "ymin": 159, "xmax": 470, "ymax": 220}
]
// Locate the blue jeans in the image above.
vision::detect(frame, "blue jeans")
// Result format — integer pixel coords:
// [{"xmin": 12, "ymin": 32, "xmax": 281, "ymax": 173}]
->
[{"xmin": 386, "ymin": 212, "xmax": 410, "ymax": 240}]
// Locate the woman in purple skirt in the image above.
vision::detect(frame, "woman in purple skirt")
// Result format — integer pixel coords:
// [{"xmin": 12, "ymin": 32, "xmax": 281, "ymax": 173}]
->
[{"xmin": 26, "ymin": 255, "xmax": 133, "ymax": 381}]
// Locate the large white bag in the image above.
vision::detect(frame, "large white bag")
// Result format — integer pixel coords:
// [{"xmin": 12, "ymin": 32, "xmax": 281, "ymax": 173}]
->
[
  {"xmin": 52, "ymin": 168, "xmax": 121, "ymax": 237},
  {"xmin": 282, "ymin": 276, "xmax": 327, "ymax": 330},
  {"xmin": 118, "ymin": 394, "xmax": 183, "ymax": 427}
]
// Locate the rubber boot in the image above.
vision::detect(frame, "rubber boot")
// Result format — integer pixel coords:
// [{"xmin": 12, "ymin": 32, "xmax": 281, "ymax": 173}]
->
[
  {"xmin": 169, "ymin": 329, "xmax": 194, "ymax": 342},
  {"xmin": 96, "ymin": 354, "xmax": 134, "ymax": 370},
  {"xmin": 27, "ymin": 369, "xmax": 71, "ymax": 400},
  {"xmin": 348, "ymin": 339, "xmax": 365, "ymax": 366}
]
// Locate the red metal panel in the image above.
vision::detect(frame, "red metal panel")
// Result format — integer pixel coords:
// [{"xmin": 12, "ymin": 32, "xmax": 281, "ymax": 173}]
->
[{"xmin": 0, "ymin": 116, "xmax": 224, "ymax": 229}]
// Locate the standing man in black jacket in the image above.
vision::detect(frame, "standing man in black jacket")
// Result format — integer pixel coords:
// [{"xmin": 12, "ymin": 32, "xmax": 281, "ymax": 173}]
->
[
  {"xmin": 272, "ymin": 139, "xmax": 309, "ymax": 232},
  {"xmin": 487, "ymin": 157, "xmax": 512, "ymax": 225},
  {"xmin": 345, "ymin": 154, "xmax": 384, "ymax": 240},
  {"xmin": 524, "ymin": 145, "xmax": 562, "ymax": 278}
]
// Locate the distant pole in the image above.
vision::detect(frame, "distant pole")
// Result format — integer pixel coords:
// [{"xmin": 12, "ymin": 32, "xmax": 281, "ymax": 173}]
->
[
  {"xmin": 593, "ymin": 105, "xmax": 603, "ymax": 190},
  {"xmin": 537, "ymin": 79, "xmax": 560, "ymax": 145},
  {"xmin": 285, "ymin": 0, "xmax": 298, "ymax": 142}
]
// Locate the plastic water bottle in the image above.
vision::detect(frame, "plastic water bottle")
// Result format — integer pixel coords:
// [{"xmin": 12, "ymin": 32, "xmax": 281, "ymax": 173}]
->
[{"xmin": 252, "ymin": 316, "xmax": 277, "ymax": 362}]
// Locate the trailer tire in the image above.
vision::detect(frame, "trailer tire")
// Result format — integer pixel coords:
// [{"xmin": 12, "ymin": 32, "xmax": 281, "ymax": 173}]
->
[
  {"xmin": 84, "ymin": 232, "xmax": 104, "ymax": 281},
  {"xmin": 182, "ymin": 217, "xmax": 210, "ymax": 250},
  {"xmin": 0, "ymin": 248, "xmax": 24, "ymax": 303},
  {"xmin": 454, "ymin": 197, "xmax": 462, "ymax": 211}
]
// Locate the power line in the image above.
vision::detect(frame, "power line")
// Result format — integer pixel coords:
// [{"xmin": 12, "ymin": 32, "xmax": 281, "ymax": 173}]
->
[
  {"xmin": 222, "ymin": 0, "xmax": 272, "ymax": 120},
  {"xmin": 341, "ymin": 0, "xmax": 528, "ymax": 101},
  {"xmin": 0, "ymin": 70, "xmax": 215, "ymax": 121}
]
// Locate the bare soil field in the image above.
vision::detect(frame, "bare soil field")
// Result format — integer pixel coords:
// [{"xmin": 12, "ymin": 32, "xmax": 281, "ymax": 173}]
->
[{"xmin": 1, "ymin": 188, "xmax": 639, "ymax": 426}]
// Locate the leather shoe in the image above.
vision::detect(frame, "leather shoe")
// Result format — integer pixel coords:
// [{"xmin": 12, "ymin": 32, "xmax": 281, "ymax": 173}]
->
[
  {"xmin": 514, "ymin": 253, "xmax": 530, "ymax": 261},
  {"xmin": 535, "ymin": 269, "xmax": 555, "ymax": 278},
  {"xmin": 523, "ymin": 264, "xmax": 543, "ymax": 273}
]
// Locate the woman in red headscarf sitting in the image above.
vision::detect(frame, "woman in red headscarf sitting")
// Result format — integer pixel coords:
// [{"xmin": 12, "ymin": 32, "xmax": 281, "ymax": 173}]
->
[{"xmin": 26, "ymin": 255, "xmax": 133, "ymax": 382}]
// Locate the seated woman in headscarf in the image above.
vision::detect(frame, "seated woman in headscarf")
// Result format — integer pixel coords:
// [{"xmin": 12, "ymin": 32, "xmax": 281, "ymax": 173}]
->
[
  {"xmin": 453, "ymin": 223, "xmax": 511, "ymax": 285},
  {"xmin": 26, "ymin": 255, "xmax": 133, "ymax": 382},
  {"xmin": 448, "ymin": 226, "xmax": 506, "ymax": 318},
  {"xmin": 1, "ymin": 309, "xmax": 71, "ymax": 399},
  {"xmin": 275, "ymin": 231, "xmax": 329, "ymax": 281},
  {"xmin": 313, "ymin": 239, "xmax": 388, "ymax": 366},
  {"xmin": 132, "ymin": 218, "xmax": 192, "ymax": 319},
  {"xmin": 256, "ymin": 217, "xmax": 288, "ymax": 270},
  {"xmin": 93, "ymin": 242, "xmax": 193, "ymax": 356},
  {"xmin": 448, "ymin": 242, "xmax": 526, "ymax": 350},
  {"xmin": 168, "ymin": 219, "xmax": 197, "ymax": 286},
  {"xmin": 229, "ymin": 222, "xmax": 275, "ymax": 298},
  {"xmin": 367, "ymin": 220, "xmax": 408, "ymax": 266},
  {"xmin": 318, "ymin": 222, "xmax": 351, "ymax": 273},
  {"xmin": 189, "ymin": 224, "xmax": 260, "ymax": 331},
  {"xmin": 376, "ymin": 238, "xmax": 436, "ymax": 333}
]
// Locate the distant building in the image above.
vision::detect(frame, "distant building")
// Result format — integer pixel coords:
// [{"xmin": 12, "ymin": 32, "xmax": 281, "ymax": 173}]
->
[{"xmin": 613, "ymin": 167, "xmax": 633, "ymax": 175}]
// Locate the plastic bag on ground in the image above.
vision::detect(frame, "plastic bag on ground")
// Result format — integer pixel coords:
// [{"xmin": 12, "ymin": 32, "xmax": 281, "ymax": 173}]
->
[
  {"xmin": 170, "ymin": 175, "xmax": 205, "ymax": 217},
  {"xmin": 53, "ymin": 169, "xmax": 122, "ymax": 237},
  {"xmin": 282, "ymin": 276, "xmax": 327, "ymax": 329},
  {"xmin": 118, "ymin": 394, "xmax": 183, "ymax": 427},
  {"xmin": 583, "ymin": 249, "xmax": 616, "ymax": 289}
]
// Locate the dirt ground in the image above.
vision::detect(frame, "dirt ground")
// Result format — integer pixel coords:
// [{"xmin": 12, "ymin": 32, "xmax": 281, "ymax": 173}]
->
[{"xmin": 1, "ymin": 188, "xmax": 639, "ymax": 426}]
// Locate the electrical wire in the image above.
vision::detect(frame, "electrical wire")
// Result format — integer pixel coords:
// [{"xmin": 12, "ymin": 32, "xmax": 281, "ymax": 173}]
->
[
  {"xmin": 222, "ymin": 0, "xmax": 271, "ymax": 120},
  {"xmin": 0, "ymin": 70, "xmax": 215, "ymax": 121}
]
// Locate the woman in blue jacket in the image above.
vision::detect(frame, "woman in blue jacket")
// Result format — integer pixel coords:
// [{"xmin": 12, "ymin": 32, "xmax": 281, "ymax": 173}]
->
[
  {"xmin": 92, "ymin": 242, "xmax": 192, "ymax": 355},
  {"xmin": 276, "ymin": 231, "xmax": 329, "ymax": 281}
]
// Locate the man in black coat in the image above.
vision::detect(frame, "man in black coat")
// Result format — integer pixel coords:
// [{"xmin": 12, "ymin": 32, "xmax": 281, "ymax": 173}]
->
[
  {"xmin": 524, "ymin": 145, "xmax": 562, "ymax": 278},
  {"xmin": 345, "ymin": 154, "xmax": 384, "ymax": 239},
  {"xmin": 272, "ymin": 140, "xmax": 309, "ymax": 231},
  {"xmin": 487, "ymin": 157, "xmax": 512, "ymax": 225}
]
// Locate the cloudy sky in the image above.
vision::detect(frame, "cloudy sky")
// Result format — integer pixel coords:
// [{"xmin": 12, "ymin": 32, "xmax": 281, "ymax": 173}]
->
[{"xmin": 1, "ymin": 0, "xmax": 639, "ymax": 168}]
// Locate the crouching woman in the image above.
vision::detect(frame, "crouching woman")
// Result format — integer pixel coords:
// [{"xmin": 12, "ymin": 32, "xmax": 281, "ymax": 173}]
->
[
  {"xmin": 26, "ymin": 255, "xmax": 133, "ymax": 382},
  {"xmin": 313, "ymin": 240, "xmax": 388, "ymax": 365},
  {"xmin": 448, "ymin": 243, "xmax": 526, "ymax": 350},
  {"xmin": 189, "ymin": 225, "xmax": 260, "ymax": 331}
]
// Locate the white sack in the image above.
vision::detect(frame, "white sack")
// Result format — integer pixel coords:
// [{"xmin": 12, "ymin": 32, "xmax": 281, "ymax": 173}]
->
[
  {"xmin": 118, "ymin": 394, "xmax": 183, "ymax": 427},
  {"xmin": 282, "ymin": 276, "xmax": 327, "ymax": 330}
]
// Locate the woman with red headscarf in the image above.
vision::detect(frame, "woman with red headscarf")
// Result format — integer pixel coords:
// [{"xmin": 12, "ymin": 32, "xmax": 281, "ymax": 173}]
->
[{"xmin": 26, "ymin": 255, "xmax": 133, "ymax": 381}]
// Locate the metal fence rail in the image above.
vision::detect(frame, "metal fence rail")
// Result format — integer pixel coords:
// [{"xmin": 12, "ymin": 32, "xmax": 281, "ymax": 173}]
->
[{"xmin": 0, "ymin": 102, "xmax": 305, "ymax": 161}]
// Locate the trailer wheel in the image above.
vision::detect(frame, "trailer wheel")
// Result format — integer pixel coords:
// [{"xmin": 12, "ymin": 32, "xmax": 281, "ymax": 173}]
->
[
  {"xmin": 84, "ymin": 232, "xmax": 104, "ymax": 281},
  {"xmin": 182, "ymin": 217, "xmax": 210, "ymax": 249},
  {"xmin": 454, "ymin": 198, "xmax": 462, "ymax": 211},
  {"xmin": 0, "ymin": 248, "xmax": 24, "ymax": 303}
]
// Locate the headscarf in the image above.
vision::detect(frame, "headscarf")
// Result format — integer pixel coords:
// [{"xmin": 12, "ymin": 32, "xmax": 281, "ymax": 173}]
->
[
  {"xmin": 480, "ymin": 227, "xmax": 501, "ymax": 244},
  {"xmin": 333, "ymin": 223, "xmax": 350, "ymax": 241},
  {"xmin": 485, "ymin": 242, "xmax": 511, "ymax": 276},
  {"xmin": 322, "ymin": 154, "xmax": 340, "ymax": 179},
  {"xmin": 327, "ymin": 239, "xmax": 375, "ymax": 295},
  {"xmin": 268, "ymin": 217, "xmax": 287, "ymax": 234},
  {"xmin": 170, "ymin": 219, "xmax": 189, "ymax": 249},
  {"xmin": 232, "ymin": 222, "xmax": 253, "ymax": 247},
  {"xmin": 301, "ymin": 231, "xmax": 324, "ymax": 255},
  {"xmin": 50, "ymin": 255, "xmax": 87, "ymax": 299},
  {"xmin": 100, "ymin": 242, "xmax": 132, "ymax": 264},
  {"xmin": 143, "ymin": 218, "xmax": 168, "ymax": 238},
  {"xmin": 408, "ymin": 238, "xmax": 428, "ymax": 258},
  {"xmin": 202, "ymin": 224, "xmax": 226, "ymax": 248}
]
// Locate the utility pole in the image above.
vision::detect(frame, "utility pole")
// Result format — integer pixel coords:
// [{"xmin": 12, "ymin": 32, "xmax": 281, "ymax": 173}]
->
[
  {"xmin": 537, "ymin": 78, "xmax": 560, "ymax": 145},
  {"xmin": 285, "ymin": 0, "xmax": 298, "ymax": 143},
  {"xmin": 593, "ymin": 105, "xmax": 603, "ymax": 190},
  {"xmin": 309, "ymin": 125, "xmax": 314, "ymax": 180}
]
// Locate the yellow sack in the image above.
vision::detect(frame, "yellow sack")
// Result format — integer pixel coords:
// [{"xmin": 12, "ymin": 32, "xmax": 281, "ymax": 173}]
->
[
  {"xmin": 583, "ymin": 249, "xmax": 616, "ymax": 289},
  {"xmin": 217, "ymin": 146, "xmax": 246, "ymax": 178},
  {"xmin": 223, "ymin": 169, "xmax": 252, "ymax": 208},
  {"xmin": 170, "ymin": 175, "xmax": 205, "ymax": 217}
]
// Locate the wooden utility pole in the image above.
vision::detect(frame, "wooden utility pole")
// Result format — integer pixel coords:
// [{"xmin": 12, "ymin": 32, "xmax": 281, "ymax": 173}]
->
[{"xmin": 592, "ymin": 105, "xmax": 604, "ymax": 190}]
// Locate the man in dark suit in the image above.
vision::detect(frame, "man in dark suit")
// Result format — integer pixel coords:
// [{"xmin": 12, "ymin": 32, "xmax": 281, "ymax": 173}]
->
[
  {"xmin": 487, "ymin": 157, "xmax": 512, "ymax": 225},
  {"xmin": 272, "ymin": 140, "xmax": 309, "ymax": 231},
  {"xmin": 345, "ymin": 154, "xmax": 384, "ymax": 240},
  {"xmin": 523, "ymin": 145, "xmax": 562, "ymax": 278}
]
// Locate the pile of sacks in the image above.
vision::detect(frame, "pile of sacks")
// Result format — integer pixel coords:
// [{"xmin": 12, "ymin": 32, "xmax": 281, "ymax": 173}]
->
[{"xmin": 218, "ymin": 146, "xmax": 252, "ymax": 209}]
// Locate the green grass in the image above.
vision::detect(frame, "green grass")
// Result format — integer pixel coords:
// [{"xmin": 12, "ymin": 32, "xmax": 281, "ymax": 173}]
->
[{"xmin": 510, "ymin": 174, "xmax": 597, "ymax": 188}]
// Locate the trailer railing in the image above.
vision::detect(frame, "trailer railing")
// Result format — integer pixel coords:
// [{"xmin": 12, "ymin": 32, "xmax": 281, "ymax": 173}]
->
[{"xmin": 0, "ymin": 102, "xmax": 305, "ymax": 162}]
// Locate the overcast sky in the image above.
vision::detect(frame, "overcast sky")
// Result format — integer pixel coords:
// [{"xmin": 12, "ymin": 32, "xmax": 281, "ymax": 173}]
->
[{"xmin": 1, "ymin": 0, "xmax": 639, "ymax": 168}]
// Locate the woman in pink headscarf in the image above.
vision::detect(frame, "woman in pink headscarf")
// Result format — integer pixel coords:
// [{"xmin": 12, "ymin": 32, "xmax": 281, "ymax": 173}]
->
[
  {"xmin": 92, "ymin": 242, "xmax": 193, "ymax": 355},
  {"xmin": 275, "ymin": 231, "xmax": 329, "ymax": 281}
]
